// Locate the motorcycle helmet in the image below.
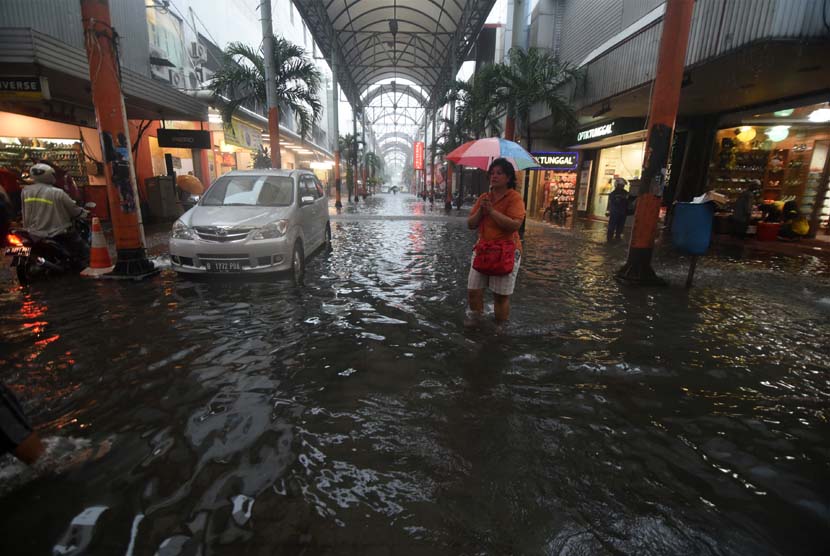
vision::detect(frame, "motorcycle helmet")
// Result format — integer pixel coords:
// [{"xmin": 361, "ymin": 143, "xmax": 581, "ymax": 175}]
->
[{"xmin": 29, "ymin": 163, "xmax": 56, "ymax": 185}]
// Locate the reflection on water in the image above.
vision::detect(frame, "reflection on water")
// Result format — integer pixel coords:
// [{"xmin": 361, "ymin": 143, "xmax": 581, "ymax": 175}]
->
[{"xmin": 1, "ymin": 194, "xmax": 828, "ymax": 555}]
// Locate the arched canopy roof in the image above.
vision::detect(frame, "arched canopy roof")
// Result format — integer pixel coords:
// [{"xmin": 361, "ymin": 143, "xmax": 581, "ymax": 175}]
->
[
  {"xmin": 378, "ymin": 131, "xmax": 415, "ymax": 145},
  {"xmin": 296, "ymin": 1, "xmax": 496, "ymax": 108},
  {"xmin": 361, "ymin": 83, "xmax": 429, "ymax": 108}
]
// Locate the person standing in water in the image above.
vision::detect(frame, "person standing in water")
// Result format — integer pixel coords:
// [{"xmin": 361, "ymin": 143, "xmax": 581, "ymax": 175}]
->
[{"xmin": 466, "ymin": 158, "xmax": 526, "ymax": 325}]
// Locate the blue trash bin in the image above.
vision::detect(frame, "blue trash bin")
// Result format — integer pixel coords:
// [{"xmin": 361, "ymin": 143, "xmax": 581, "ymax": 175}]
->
[{"xmin": 672, "ymin": 202, "xmax": 715, "ymax": 255}]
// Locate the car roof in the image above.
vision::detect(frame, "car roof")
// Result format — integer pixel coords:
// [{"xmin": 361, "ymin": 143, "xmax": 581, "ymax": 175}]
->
[{"xmin": 219, "ymin": 169, "xmax": 312, "ymax": 178}]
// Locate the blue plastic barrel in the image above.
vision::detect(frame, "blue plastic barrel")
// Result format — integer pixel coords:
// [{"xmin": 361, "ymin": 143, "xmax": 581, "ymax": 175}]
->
[{"xmin": 672, "ymin": 202, "xmax": 715, "ymax": 255}]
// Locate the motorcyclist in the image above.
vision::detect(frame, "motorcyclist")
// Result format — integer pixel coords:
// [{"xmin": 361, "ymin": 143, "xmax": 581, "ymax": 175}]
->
[{"xmin": 21, "ymin": 163, "xmax": 89, "ymax": 265}]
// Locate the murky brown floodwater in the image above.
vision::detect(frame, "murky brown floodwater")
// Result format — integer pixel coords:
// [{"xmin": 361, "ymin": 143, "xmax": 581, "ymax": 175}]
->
[{"xmin": 1, "ymin": 194, "xmax": 828, "ymax": 555}]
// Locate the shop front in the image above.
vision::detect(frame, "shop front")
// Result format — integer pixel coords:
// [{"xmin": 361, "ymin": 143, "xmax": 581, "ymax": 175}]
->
[
  {"xmin": 572, "ymin": 118, "xmax": 646, "ymax": 221},
  {"xmin": 529, "ymin": 151, "xmax": 579, "ymax": 222},
  {"xmin": 706, "ymin": 99, "xmax": 830, "ymax": 238},
  {"xmin": 209, "ymin": 113, "xmax": 265, "ymax": 179},
  {"xmin": 0, "ymin": 111, "xmax": 109, "ymax": 218}
]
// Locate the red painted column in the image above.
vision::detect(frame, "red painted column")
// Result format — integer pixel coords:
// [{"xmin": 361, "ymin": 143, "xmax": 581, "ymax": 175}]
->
[
  {"xmin": 617, "ymin": 0, "xmax": 695, "ymax": 285},
  {"xmin": 334, "ymin": 150, "xmax": 342, "ymax": 207},
  {"xmin": 80, "ymin": 0, "xmax": 154, "ymax": 276}
]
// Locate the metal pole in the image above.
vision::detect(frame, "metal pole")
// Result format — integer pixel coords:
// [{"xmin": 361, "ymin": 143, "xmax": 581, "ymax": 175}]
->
[
  {"xmin": 79, "ymin": 0, "xmax": 154, "ymax": 277},
  {"xmin": 353, "ymin": 108, "xmax": 359, "ymax": 202},
  {"xmin": 445, "ymin": 48, "xmax": 457, "ymax": 211},
  {"xmin": 361, "ymin": 110, "xmax": 367, "ymax": 199},
  {"xmin": 331, "ymin": 52, "xmax": 342, "ymax": 208},
  {"xmin": 430, "ymin": 109, "xmax": 437, "ymax": 199},
  {"xmin": 260, "ymin": 0, "xmax": 280, "ymax": 168},
  {"xmin": 617, "ymin": 0, "xmax": 695, "ymax": 286}
]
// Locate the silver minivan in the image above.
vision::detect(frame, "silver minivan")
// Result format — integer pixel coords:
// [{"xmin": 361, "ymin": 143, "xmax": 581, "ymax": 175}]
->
[{"xmin": 169, "ymin": 170, "xmax": 330, "ymax": 281}]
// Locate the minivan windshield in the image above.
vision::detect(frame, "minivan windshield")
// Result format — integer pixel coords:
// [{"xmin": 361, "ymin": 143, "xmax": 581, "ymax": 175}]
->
[{"xmin": 200, "ymin": 175, "xmax": 294, "ymax": 207}]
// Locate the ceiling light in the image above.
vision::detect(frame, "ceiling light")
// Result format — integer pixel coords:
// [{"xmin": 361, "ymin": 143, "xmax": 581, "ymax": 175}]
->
[
  {"xmin": 736, "ymin": 126, "xmax": 756, "ymax": 142},
  {"xmin": 765, "ymin": 125, "xmax": 790, "ymax": 142},
  {"xmin": 773, "ymin": 109, "xmax": 794, "ymax": 117},
  {"xmin": 808, "ymin": 108, "xmax": 830, "ymax": 123}
]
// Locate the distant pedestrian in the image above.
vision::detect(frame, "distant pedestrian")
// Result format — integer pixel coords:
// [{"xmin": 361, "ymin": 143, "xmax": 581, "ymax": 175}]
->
[
  {"xmin": 606, "ymin": 177, "xmax": 628, "ymax": 242},
  {"xmin": 466, "ymin": 158, "xmax": 526, "ymax": 326}
]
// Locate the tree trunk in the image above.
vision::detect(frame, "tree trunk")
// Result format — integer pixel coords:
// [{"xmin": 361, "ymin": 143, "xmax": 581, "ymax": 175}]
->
[{"xmin": 504, "ymin": 115, "xmax": 515, "ymax": 141}]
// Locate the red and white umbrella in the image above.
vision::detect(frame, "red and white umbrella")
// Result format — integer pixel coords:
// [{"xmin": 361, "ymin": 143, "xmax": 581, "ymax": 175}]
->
[{"xmin": 446, "ymin": 137, "xmax": 539, "ymax": 171}]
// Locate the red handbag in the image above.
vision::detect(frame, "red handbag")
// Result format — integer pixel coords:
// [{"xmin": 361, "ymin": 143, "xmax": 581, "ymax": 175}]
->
[{"xmin": 473, "ymin": 239, "xmax": 516, "ymax": 275}]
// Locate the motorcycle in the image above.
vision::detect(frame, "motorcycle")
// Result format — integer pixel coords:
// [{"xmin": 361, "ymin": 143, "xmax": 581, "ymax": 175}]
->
[{"xmin": 5, "ymin": 203, "xmax": 95, "ymax": 285}]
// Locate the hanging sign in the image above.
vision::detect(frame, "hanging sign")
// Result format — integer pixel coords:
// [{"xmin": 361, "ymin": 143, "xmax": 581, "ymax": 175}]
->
[
  {"xmin": 532, "ymin": 152, "xmax": 579, "ymax": 170},
  {"xmin": 224, "ymin": 118, "xmax": 262, "ymax": 151},
  {"xmin": 413, "ymin": 141, "xmax": 424, "ymax": 170},
  {"xmin": 158, "ymin": 129, "xmax": 211, "ymax": 149},
  {"xmin": 0, "ymin": 76, "xmax": 49, "ymax": 100}
]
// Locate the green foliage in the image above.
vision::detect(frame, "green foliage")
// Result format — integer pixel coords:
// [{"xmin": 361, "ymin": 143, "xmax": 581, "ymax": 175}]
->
[
  {"xmin": 495, "ymin": 47, "xmax": 582, "ymax": 148},
  {"xmin": 210, "ymin": 36, "xmax": 322, "ymax": 141},
  {"xmin": 251, "ymin": 145, "xmax": 271, "ymax": 169}
]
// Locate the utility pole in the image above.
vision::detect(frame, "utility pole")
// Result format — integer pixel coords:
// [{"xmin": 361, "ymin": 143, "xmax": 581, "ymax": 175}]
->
[
  {"xmin": 79, "ymin": 0, "xmax": 154, "ymax": 278},
  {"xmin": 260, "ymin": 0, "xmax": 280, "ymax": 168},
  {"xmin": 617, "ymin": 0, "xmax": 695, "ymax": 285},
  {"xmin": 423, "ymin": 113, "xmax": 428, "ymax": 199},
  {"xmin": 430, "ymin": 109, "xmax": 437, "ymax": 199},
  {"xmin": 445, "ymin": 47, "xmax": 457, "ymax": 211},
  {"xmin": 331, "ymin": 51, "xmax": 342, "ymax": 208},
  {"xmin": 352, "ymin": 108, "xmax": 359, "ymax": 202},
  {"xmin": 361, "ymin": 110, "xmax": 367, "ymax": 198}
]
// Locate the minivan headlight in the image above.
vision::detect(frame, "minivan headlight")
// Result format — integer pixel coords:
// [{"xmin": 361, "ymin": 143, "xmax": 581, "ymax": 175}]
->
[
  {"xmin": 252, "ymin": 220, "xmax": 288, "ymax": 240},
  {"xmin": 172, "ymin": 220, "xmax": 196, "ymax": 240}
]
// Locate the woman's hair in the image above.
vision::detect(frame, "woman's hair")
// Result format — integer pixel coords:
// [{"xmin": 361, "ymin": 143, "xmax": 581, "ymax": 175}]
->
[{"xmin": 488, "ymin": 158, "xmax": 518, "ymax": 189}]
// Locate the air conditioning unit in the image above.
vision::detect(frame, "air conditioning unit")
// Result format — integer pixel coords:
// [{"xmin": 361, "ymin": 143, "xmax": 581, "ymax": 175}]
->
[
  {"xmin": 190, "ymin": 42, "xmax": 207, "ymax": 63},
  {"xmin": 168, "ymin": 69, "xmax": 183, "ymax": 88},
  {"xmin": 186, "ymin": 70, "xmax": 200, "ymax": 89}
]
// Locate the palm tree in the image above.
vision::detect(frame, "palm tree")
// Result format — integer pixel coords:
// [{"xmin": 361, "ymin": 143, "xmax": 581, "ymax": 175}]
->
[
  {"xmin": 210, "ymin": 36, "xmax": 322, "ymax": 167},
  {"xmin": 363, "ymin": 152, "xmax": 383, "ymax": 193},
  {"xmin": 489, "ymin": 47, "xmax": 580, "ymax": 230},
  {"xmin": 338, "ymin": 134, "xmax": 358, "ymax": 200},
  {"xmin": 494, "ymin": 47, "xmax": 580, "ymax": 150}
]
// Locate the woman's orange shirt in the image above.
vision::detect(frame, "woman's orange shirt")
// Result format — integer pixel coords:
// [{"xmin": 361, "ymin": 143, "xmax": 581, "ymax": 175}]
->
[{"xmin": 471, "ymin": 188, "xmax": 526, "ymax": 252}]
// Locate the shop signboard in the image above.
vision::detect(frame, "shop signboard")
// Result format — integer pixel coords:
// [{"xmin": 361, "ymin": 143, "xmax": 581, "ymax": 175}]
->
[
  {"xmin": 577, "ymin": 161, "xmax": 593, "ymax": 212},
  {"xmin": 575, "ymin": 118, "xmax": 645, "ymax": 145},
  {"xmin": 532, "ymin": 152, "xmax": 579, "ymax": 170},
  {"xmin": 413, "ymin": 141, "xmax": 424, "ymax": 170},
  {"xmin": 224, "ymin": 118, "xmax": 262, "ymax": 151},
  {"xmin": 157, "ymin": 129, "xmax": 211, "ymax": 149},
  {"xmin": 0, "ymin": 76, "xmax": 49, "ymax": 100}
]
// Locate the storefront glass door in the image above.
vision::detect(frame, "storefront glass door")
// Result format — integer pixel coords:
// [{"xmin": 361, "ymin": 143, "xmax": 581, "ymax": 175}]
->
[{"xmin": 590, "ymin": 142, "xmax": 644, "ymax": 218}]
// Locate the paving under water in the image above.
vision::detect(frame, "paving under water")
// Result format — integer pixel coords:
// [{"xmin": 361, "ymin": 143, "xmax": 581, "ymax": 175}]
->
[{"xmin": 1, "ymin": 194, "xmax": 828, "ymax": 555}]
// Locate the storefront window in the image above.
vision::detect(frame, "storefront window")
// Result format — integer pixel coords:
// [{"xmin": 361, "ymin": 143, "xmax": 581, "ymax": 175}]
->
[
  {"xmin": 591, "ymin": 142, "xmax": 644, "ymax": 218},
  {"xmin": 708, "ymin": 101, "xmax": 830, "ymax": 235}
]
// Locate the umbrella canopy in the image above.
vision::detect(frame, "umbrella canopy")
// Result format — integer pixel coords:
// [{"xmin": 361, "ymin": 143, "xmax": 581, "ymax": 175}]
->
[
  {"xmin": 176, "ymin": 174, "xmax": 205, "ymax": 195},
  {"xmin": 446, "ymin": 137, "xmax": 539, "ymax": 171}
]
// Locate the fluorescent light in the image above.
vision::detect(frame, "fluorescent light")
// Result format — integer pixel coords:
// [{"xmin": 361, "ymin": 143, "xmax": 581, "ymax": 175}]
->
[
  {"xmin": 773, "ymin": 109, "xmax": 794, "ymax": 117},
  {"xmin": 808, "ymin": 108, "xmax": 830, "ymax": 123},
  {"xmin": 765, "ymin": 125, "xmax": 790, "ymax": 142}
]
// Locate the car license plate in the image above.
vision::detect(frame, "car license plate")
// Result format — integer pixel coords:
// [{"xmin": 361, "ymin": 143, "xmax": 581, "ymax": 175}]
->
[
  {"xmin": 205, "ymin": 260, "xmax": 242, "ymax": 272},
  {"xmin": 5, "ymin": 246, "xmax": 31, "ymax": 257}
]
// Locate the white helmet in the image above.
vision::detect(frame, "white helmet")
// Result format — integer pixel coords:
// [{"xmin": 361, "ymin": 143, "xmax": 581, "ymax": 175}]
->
[{"xmin": 29, "ymin": 163, "xmax": 56, "ymax": 185}]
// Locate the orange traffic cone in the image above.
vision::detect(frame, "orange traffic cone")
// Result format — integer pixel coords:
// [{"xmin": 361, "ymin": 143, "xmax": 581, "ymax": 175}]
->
[{"xmin": 81, "ymin": 217, "xmax": 114, "ymax": 277}]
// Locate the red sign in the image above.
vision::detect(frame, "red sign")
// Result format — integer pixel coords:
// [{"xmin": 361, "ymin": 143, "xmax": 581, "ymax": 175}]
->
[{"xmin": 413, "ymin": 141, "xmax": 424, "ymax": 170}]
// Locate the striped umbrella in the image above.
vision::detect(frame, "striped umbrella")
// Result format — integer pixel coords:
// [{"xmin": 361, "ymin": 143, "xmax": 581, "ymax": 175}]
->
[{"xmin": 446, "ymin": 137, "xmax": 539, "ymax": 171}]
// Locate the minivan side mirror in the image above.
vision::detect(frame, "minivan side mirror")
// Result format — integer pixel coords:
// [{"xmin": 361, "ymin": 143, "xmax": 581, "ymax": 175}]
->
[{"xmin": 300, "ymin": 195, "xmax": 315, "ymax": 205}]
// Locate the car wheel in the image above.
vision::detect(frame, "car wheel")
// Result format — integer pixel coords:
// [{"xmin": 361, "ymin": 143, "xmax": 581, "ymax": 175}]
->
[
  {"xmin": 324, "ymin": 223, "xmax": 332, "ymax": 251},
  {"xmin": 291, "ymin": 241, "xmax": 305, "ymax": 285}
]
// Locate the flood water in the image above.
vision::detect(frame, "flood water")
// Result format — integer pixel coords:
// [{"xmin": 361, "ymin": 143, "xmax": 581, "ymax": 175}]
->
[{"xmin": 1, "ymin": 194, "xmax": 828, "ymax": 555}]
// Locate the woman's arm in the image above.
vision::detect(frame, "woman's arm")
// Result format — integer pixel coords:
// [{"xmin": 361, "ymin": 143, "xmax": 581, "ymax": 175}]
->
[
  {"xmin": 488, "ymin": 208, "xmax": 523, "ymax": 232},
  {"xmin": 467, "ymin": 206, "xmax": 484, "ymax": 229}
]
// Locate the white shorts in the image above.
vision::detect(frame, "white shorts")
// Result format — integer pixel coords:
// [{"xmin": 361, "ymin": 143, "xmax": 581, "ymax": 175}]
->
[{"xmin": 467, "ymin": 250, "xmax": 521, "ymax": 295}]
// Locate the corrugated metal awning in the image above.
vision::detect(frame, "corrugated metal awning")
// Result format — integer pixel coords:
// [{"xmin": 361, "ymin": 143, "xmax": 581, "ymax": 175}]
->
[{"xmin": 0, "ymin": 27, "xmax": 208, "ymax": 122}]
